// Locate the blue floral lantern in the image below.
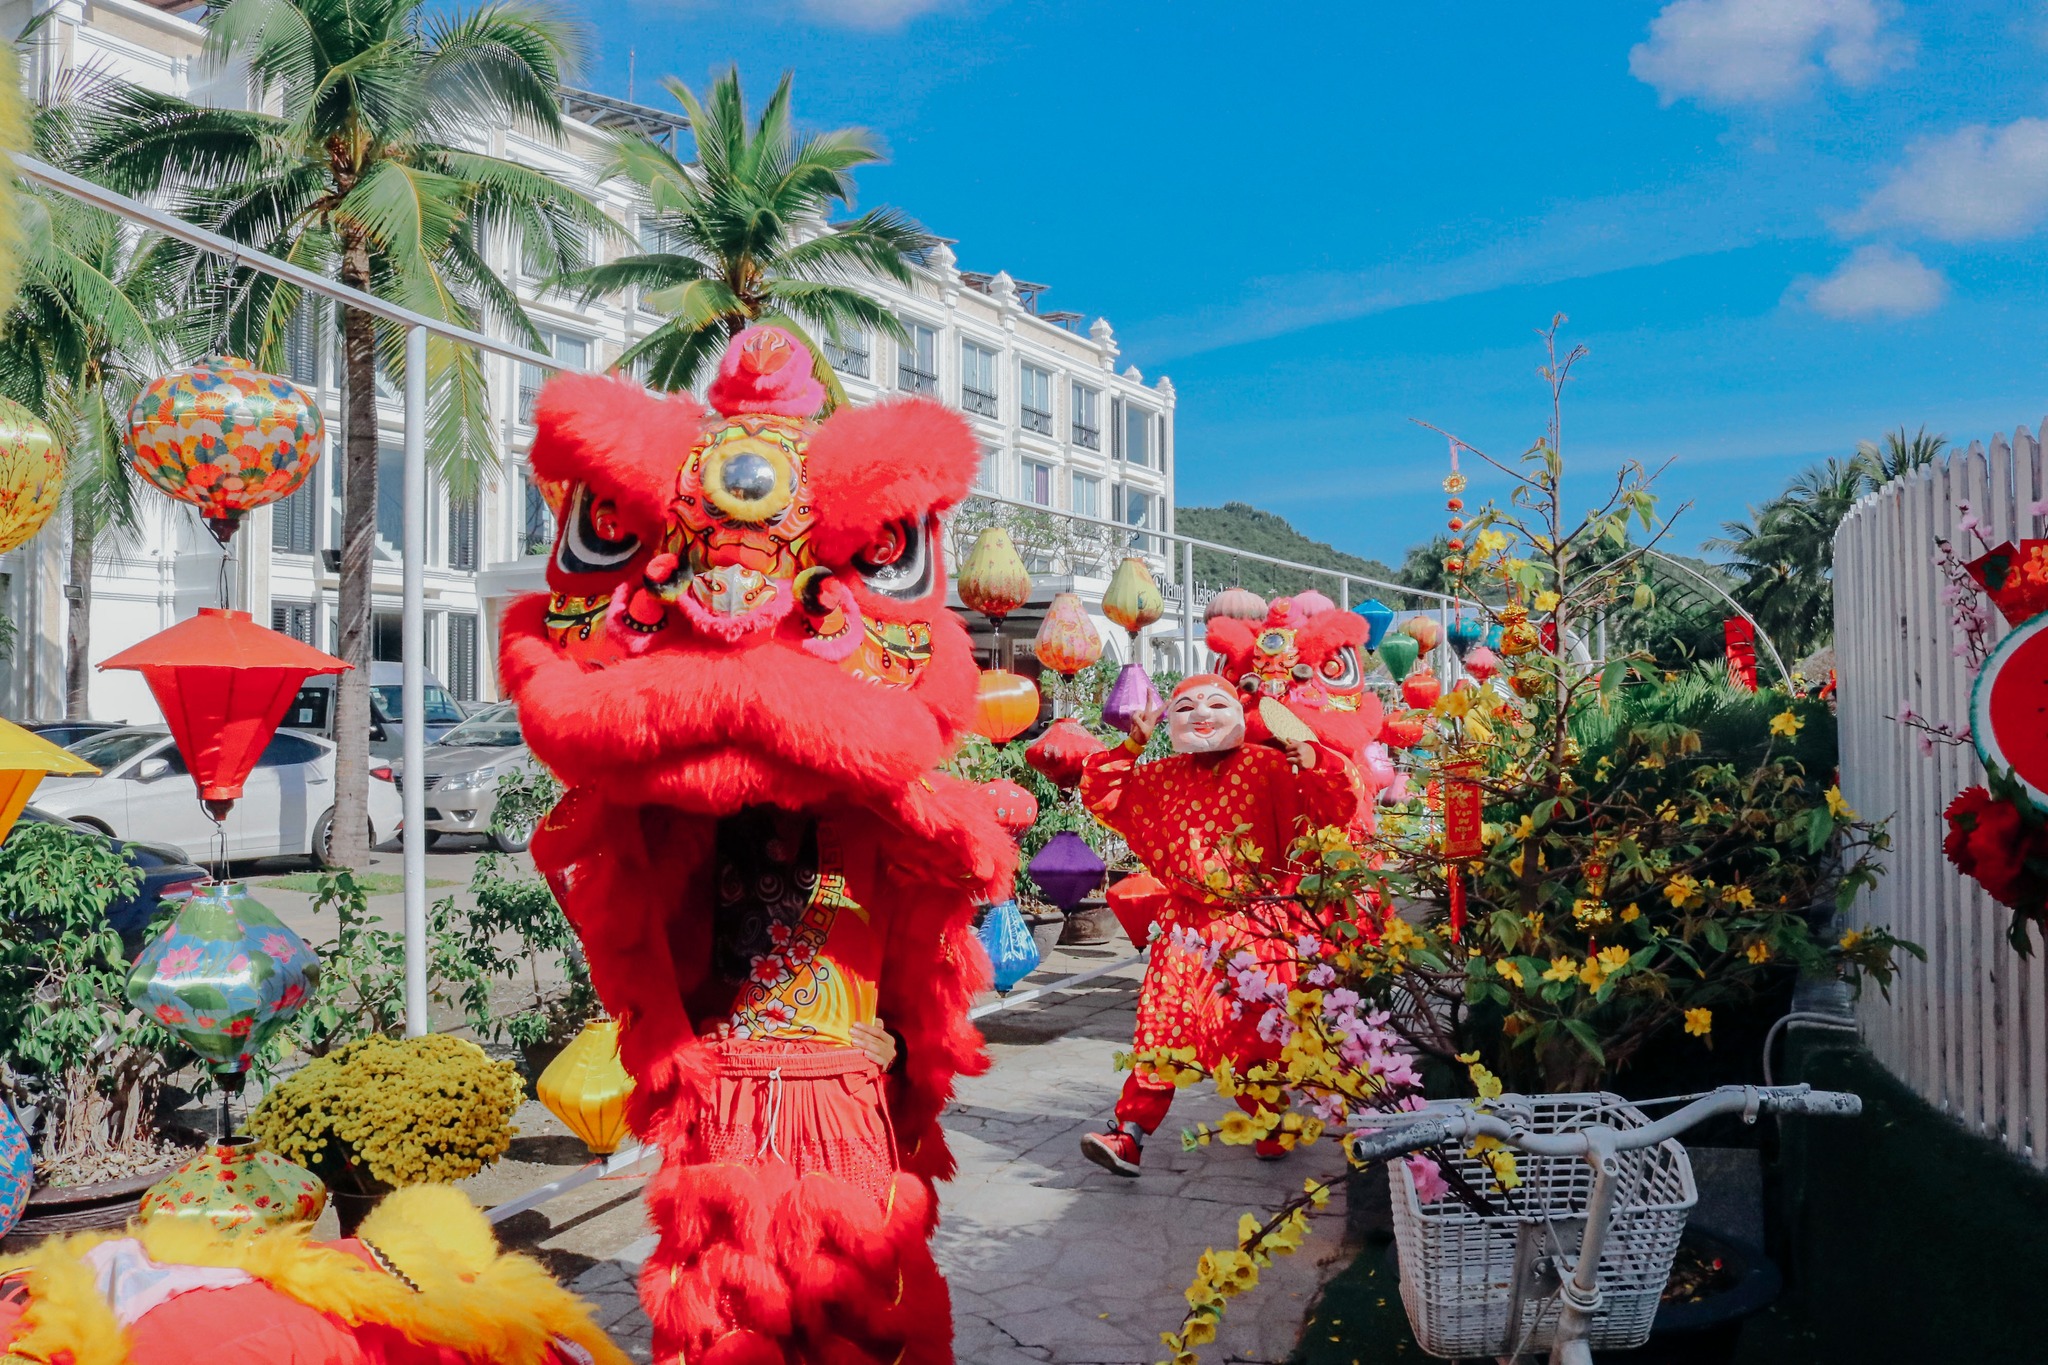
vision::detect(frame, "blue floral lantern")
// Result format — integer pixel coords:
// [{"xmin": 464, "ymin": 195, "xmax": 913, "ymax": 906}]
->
[
  {"xmin": 0, "ymin": 1101, "xmax": 29, "ymax": 1238},
  {"xmin": 126, "ymin": 881, "xmax": 319, "ymax": 1082},
  {"xmin": 1354, "ymin": 598, "xmax": 1396, "ymax": 652},
  {"xmin": 1447, "ymin": 615, "xmax": 1486, "ymax": 659}
]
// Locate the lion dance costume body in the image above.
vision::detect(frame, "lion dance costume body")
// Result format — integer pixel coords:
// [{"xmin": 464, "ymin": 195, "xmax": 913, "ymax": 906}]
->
[{"xmin": 501, "ymin": 327, "xmax": 1009, "ymax": 1365}]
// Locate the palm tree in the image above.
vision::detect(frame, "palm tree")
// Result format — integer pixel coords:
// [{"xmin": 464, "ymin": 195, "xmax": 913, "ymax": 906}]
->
[
  {"xmin": 0, "ymin": 90, "xmax": 185, "ymax": 718},
  {"xmin": 561, "ymin": 67, "xmax": 931, "ymax": 400},
  {"xmin": 1855, "ymin": 424, "xmax": 1945, "ymax": 486},
  {"xmin": 1707, "ymin": 457, "xmax": 1868, "ymax": 658},
  {"xmin": 77, "ymin": 0, "xmax": 613, "ymax": 865}
]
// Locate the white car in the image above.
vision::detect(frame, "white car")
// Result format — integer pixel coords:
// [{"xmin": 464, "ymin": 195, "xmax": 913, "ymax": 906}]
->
[{"xmin": 38, "ymin": 726, "xmax": 402, "ymax": 866}]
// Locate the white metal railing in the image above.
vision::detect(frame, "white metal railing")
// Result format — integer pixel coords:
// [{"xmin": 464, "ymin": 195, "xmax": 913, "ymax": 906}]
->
[{"xmin": 1834, "ymin": 421, "xmax": 2048, "ymax": 1167}]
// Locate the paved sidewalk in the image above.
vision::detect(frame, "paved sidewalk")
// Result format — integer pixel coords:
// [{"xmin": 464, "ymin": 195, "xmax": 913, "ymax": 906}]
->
[{"xmin": 550, "ymin": 944, "xmax": 1354, "ymax": 1363}]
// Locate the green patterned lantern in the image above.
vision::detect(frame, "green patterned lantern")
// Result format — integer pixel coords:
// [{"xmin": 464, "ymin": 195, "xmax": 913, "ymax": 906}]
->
[
  {"xmin": 125, "ymin": 881, "xmax": 319, "ymax": 1084},
  {"xmin": 128, "ymin": 355, "xmax": 324, "ymax": 546},
  {"xmin": 137, "ymin": 1138, "xmax": 326, "ymax": 1237}
]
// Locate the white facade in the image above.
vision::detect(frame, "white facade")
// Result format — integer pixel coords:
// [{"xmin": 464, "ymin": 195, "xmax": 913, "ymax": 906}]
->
[{"xmin": 0, "ymin": 0, "xmax": 1178, "ymax": 719}]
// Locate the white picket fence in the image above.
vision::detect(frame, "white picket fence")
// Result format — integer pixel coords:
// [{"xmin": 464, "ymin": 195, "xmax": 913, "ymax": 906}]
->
[{"xmin": 1834, "ymin": 422, "xmax": 2048, "ymax": 1167}]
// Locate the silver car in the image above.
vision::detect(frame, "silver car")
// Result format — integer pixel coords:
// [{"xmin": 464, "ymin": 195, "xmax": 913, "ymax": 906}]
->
[{"xmin": 399, "ymin": 702, "xmax": 536, "ymax": 852}]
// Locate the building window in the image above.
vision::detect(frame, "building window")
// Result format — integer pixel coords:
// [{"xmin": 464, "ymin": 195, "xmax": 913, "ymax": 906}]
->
[
  {"xmin": 284, "ymin": 300, "xmax": 320, "ymax": 387},
  {"xmin": 447, "ymin": 612, "xmax": 479, "ymax": 701},
  {"xmin": 1122, "ymin": 488, "xmax": 1153, "ymax": 528},
  {"xmin": 961, "ymin": 341, "xmax": 999, "ymax": 417},
  {"xmin": 1070, "ymin": 472, "xmax": 1101, "ymax": 519},
  {"xmin": 520, "ymin": 330, "xmax": 590, "ymax": 424},
  {"xmin": 523, "ymin": 478, "xmax": 554, "ymax": 556},
  {"xmin": 897, "ymin": 320, "xmax": 938, "ymax": 395},
  {"xmin": 1022, "ymin": 459, "xmax": 1052, "ymax": 506},
  {"xmin": 1118, "ymin": 400, "xmax": 1153, "ymax": 468},
  {"xmin": 377, "ymin": 446, "xmax": 404, "ymax": 558},
  {"xmin": 1020, "ymin": 364, "xmax": 1053, "ymax": 434},
  {"xmin": 1072, "ymin": 382, "xmax": 1101, "ymax": 450},
  {"xmin": 823, "ymin": 330, "xmax": 870, "ymax": 379},
  {"xmin": 373, "ymin": 609, "xmax": 403, "ymax": 663},
  {"xmin": 448, "ymin": 493, "xmax": 478, "ymax": 571},
  {"xmin": 637, "ymin": 217, "xmax": 684, "ymax": 256},
  {"xmin": 272, "ymin": 601, "xmax": 314, "ymax": 644},
  {"xmin": 271, "ymin": 478, "xmax": 315, "ymax": 554}
]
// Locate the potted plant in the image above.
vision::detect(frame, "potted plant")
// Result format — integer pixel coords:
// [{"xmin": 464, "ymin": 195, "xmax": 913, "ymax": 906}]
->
[
  {"xmin": 0, "ymin": 822, "xmax": 197, "ymax": 1239},
  {"xmin": 245, "ymin": 1033, "xmax": 520, "ymax": 1233}
]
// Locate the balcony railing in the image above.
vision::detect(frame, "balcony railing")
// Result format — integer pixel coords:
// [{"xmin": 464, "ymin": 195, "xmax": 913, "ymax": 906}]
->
[
  {"xmin": 962, "ymin": 385, "xmax": 998, "ymax": 418},
  {"xmin": 1072, "ymin": 421, "xmax": 1101, "ymax": 450},
  {"xmin": 1021, "ymin": 406, "xmax": 1053, "ymax": 435},
  {"xmin": 899, "ymin": 362, "xmax": 938, "ymax": 396}
]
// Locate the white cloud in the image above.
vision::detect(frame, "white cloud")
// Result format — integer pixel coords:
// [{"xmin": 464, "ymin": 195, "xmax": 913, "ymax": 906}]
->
[
  {"xmin": 1630, "ymin": 0, "xmax": 1909, "ymax": 107},
  {"xmin": 1841, "ymin": 118, "xmax": 2048, "ymax": 242},
  {"xmin": 797, "ymin": 0, "xmax": 954, "ymax": 27},
  {"xmin": 1791, "ymin": 244, "xmax": 1947, "ymax": 319}
]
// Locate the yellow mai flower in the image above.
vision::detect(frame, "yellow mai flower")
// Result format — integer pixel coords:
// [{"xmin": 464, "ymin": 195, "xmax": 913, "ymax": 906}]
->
[
  {"xmin": 1496, "ymin": 959, "xmax": 1526, "ymax": 988},
  {"xmin": 1825, "ymin": 786, "xmax": 1858, "ymax": 819},
  {"xmin": 1468, "ymin": 1135, "xmax": 1522, "ymax": 1191},
  {"xmin": 1217, "ymin": 1111, "xmax": 1259, "ymax": 1145},
  {"xmin": 1620, "ymin": 903, "xmax": 1642, "ymax": 923},
  {"xmin": 1184, "ymin": 1318, "xmax": 1217, "ymax": 1347},
  {"xmin": 1684, "ymin": 1008, "xmax": 1713, "ymax": 1037},
  {"xmin": 1542, "ymin": 956, "xmax": 1578, "ymax": 983},
  {"xmin": 1745, "ymin": 941, "xmax": 1772, "ymax": 965},
  {"xmin": 1534, "ymin": 589, "xmax": 1560, "ymax": 612},
  {"xmin": 1769, "ymin": 709, "xmax": 1802, "ymax": 737},
  {"xmin": 1572, "ymin": 898, "xmax": 1611, "ymax": 927},
  {"xmin": 1598, "ymin": 945, "xmax": 1632, "ymax": 973},
  {"xmin": 1578, "ymin": 957, "xmax": 1608, "ymax": 990},
  {"xmin": 1664, "ymin": 874, "xmax": 1699, "ymax": 907},
  {"xmin": 1726, "ymin": 885, "xmax": 1755, "ymax": 909},
  {"xmin": 1839, "ymin": 929, "xmax": 1865, "ymax": 950}
]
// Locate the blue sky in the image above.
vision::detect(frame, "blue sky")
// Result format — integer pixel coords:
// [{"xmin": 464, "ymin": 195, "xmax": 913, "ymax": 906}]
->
[{"xmin": 567, "ymin": 1, "xmax": 2048, "ymax": 564}]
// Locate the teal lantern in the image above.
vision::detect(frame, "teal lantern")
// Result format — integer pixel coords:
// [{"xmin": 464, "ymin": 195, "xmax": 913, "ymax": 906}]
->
[
  {"xmin": 126, "ymin": 881, "xmax": 319, "ymax": 1085},
  {"xmin": 1354, "ymin": 598, "xmax": 1395, "ymax": 651},
  {"xmin": 1448, "ymin": 615, "xmax": 1485, "ymax": 659}
]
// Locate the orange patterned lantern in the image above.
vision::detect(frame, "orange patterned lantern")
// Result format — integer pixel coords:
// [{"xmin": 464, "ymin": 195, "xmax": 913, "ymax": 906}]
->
[
  {"xmin": 957, "ymin": 526, "xmax": 1032, "ymax": 625},
  {"xmin": 973, "ymin": 669, "xmax": 1041, "ymax": 746},
  {"xmin": 1401, "ymin": 615, "xmax": 1441, "ymax": 655},
  {"xmin": 0, "ymin": 398, "xmax": 62, "ymax": 554},
  {"xmin": 537, "ymin": 1018, "xmax": 636, "ymax": 1156},
  {"xmin": 129, "ymin": 355, "xmax": 325, "ymax": 545},
  {"xmin": 1034, "ymin": 592, "xmax": 1103, "ymax": 677}
]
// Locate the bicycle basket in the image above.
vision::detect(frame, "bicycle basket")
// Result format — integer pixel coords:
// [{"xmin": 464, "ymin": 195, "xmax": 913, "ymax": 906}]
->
[{"xmin": 1387, "ymin": 1092, "xmax": 1696, "ymax": 1358}]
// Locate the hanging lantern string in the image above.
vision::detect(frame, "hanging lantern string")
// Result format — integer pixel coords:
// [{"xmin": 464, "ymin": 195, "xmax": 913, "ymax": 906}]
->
[{"xmin": 212, "ymin": 817, "xmax": 227, "ymax": 884}]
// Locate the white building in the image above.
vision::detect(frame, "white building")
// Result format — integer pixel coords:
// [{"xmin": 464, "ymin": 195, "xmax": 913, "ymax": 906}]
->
[{"xmin": 0, "ymin": 0, "xmax": 1179, "ymax": 722}]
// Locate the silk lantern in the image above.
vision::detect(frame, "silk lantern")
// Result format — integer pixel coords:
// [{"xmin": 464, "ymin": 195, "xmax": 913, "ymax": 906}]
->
[
  {"xmin": 0, "ymin": 397, "xmax": 63, "ymax": 555},
  {"xmin": 957, "ymin": 526, "xmax": 1032, "ymax": 626},
  {"xmin": 1377, "ymin": 632, "xmax": 1419, "ymax": 683},
  {"xmin": 126, "ymin": 880, "xmax": 319, "ymax": 1084},
  {"xmin": 1381, "ymin": 710, "xmax": 1428, "ymax": 751},
  {"xmin": 1354, "ymin": 598, "xmax": 1396, "ymax": 651},
  {"xmin": 972, "ymin": 669, "xmax": 1040, "ymax": 746},
  {"xmin": 1463, "ymin": 645, "xmax": 1501, "ymax": 684},
  {"xmin": 0, "ymin": 719, "xmax": 99, "ymax": 847},
  {"xmin": 538, "ymin": 1018, "xmax": 636, "ymax": 1156},
  {"xmin": 137, "ymin": 1139, "xmax": 326, "ymax": 1237},
  {"xmin": 1401, "ymin": 615, "xmax": 1441, "ymax": 655},
  {"xmin": 1101, "ymin": 662, "xmax": 1162, "ymax": 736},
  {"xmin": 0, "ymin": 1102, "xmax": 28, "ymax": 1240},
  {"xmin": 1025, "ymin": 717, "xmax": 1105, "ymax": 789},
  {"xmin": 1102, "ymin": 556, "xmax": 1165, "ymax": 640},
  {"xmin": 982, "ymin": 779, "xmax": 1039, "ymax": 838},
  {"xmin": 1402, "ymin": 671, "xmax": 1443, "ymax": 711},
  {"xmin": 128, "ymin": 356, "xmax": 324, "ymax": 545},
  {"xmin": 99, "ymin": 608, "xmax": 348, "ymax": 819},
  {"xmin": 1028, "ymin": 831, "xmax": 1106, "ymax": 911},
  {"xmin": 1447, "ymin": 615, "xmax": 1485, "ymax": 659},
  {"xmin": 1034, "ymin": 592, "xmax": 1103, "ymax": 677},
  {"xmin": 1205, "ymin": 586, "xmax": 1267, "ymax": 623}
]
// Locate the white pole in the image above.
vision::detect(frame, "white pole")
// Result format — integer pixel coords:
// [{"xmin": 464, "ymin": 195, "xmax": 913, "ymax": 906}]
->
[{"xmin": 402, "ymin": 324, "xmax": 429, "ymax": 1036}]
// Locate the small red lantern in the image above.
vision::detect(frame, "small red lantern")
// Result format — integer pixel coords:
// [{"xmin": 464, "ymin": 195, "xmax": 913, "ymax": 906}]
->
[
  {"xmin": 1381, "ymin": 709, "xmax": 1428, "ymax": 751},
  {"xmin": 1401, "ymin": 671, "xmax": 1443, "ymax": 711},
  {"xmin": 100, "ymin": 608, "xmax": 348, "ymax": 818},
  {"xmin": 1025, "ymin": 717, "xmax": 1105, "ymax": 789},
  {"xmin": 972, "ymin": 669, "xmax": 1041, "ymax": 747},
  {"xmin": 982, "ymin": 779, "xmax": 1039, "ymax": 837}
]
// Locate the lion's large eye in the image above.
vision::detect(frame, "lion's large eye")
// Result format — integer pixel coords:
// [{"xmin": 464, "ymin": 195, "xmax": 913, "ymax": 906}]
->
[
  {"xmin": 1320, "ymin": 647, "xmax": 1362, "ymax": 690},
  {"xmin": 853, "ymin": 517, "xmax": 931, "ymax": 599},
  {"xmin": 556, "ymin": 483, "xmax": 642, "ymax": 575}
]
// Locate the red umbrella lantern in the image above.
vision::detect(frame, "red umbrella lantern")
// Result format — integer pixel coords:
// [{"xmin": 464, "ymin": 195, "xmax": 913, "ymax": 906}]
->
[
  {"xmin": 981, "ymin": 779, "xmax": 1039, "ymax": 838},
  {"xmin": 1026, "ymin": 717, "xmax": 1106, "ymax": 790},
  {"xmin": 100, "ymin": 608, "xmax": 349, "ymax": 818}
]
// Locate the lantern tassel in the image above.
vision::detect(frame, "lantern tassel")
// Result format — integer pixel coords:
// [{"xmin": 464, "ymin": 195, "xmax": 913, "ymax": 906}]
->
[{"xmin": 1447, "ymin": 867, "xmax": 1465, "ymax": 944}]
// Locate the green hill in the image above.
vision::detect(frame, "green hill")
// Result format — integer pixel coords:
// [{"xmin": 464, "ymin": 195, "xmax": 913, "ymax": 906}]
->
[{"xmin": 1175, "ymin": 502, "xmax": 1409, "ymax": 604}]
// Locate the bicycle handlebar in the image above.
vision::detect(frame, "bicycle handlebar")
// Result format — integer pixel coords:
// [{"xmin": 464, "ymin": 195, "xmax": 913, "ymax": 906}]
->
[{"xmin": 1348, "ymin": 1085, "xmax": 1861, "ymax": 1164}]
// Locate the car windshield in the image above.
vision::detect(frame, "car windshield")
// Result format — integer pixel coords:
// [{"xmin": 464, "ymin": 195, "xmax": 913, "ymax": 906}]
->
[
  {"xmin": 437, "ymin": 702, "xmax": 521, "ymax": 747},
  {"xmin": 66, "ymin": 730, "xmax": 164, "ymax": 771},
  {"xmin": 371, "ymin": 684, "xmax": 465, "ymax": 725}
]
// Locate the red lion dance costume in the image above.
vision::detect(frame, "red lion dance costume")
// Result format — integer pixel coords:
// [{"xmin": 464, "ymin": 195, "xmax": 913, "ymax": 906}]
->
[{"xmin": 501, "ymin": 327, "xmax": 1010, "ymax": 1365}]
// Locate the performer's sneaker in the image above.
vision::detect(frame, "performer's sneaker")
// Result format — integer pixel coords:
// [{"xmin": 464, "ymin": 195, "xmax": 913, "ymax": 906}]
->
[
  {"xmin": 1081, "ymin": 1127, "xmax": 1143, "ymax": 1177},
  {"xmin": 1254, "ymin": 1138, "xmax": 1290, "ymax": 1161}
]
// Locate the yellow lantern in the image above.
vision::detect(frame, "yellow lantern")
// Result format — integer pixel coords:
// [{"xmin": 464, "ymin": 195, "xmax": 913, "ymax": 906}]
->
[
  {"xmin": 1102, "ymin": 556, "xmax": 1163, "ymax": 638},
  {"xmin": 537, "ymin": 1018, "xmax": 636, "ymax": 1156},
  {"xmin": 0, "ymin": 719, "xmax": 96, "ymax": 845},
  {"xmin": 956, "ymin": 526, "xmax": 1032, "ymax": 626},
  {"xmin": 0, "ymin": 397, "xmax": 63, "ymax": 555}
]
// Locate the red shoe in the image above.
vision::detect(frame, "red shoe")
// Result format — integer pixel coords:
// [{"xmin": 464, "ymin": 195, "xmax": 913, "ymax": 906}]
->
[
  {"xmin": 1081, "ymin": 1127, "xmax": 1143, "ymax": 1177},
  {"xmin": 1254, "ymin": 1138, "xmax": 1289, "ymax": 1161}
]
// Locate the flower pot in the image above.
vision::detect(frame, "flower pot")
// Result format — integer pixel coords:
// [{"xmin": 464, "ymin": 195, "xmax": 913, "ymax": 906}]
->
[
  {"xmin": 1058, "ymin": 900, "xmax": 1117, "ymax": 946},
  {"xmin": 329, "ymin": 1186, "xmax": 392, "ymax": 1238},
  {"xmin": 1594, "ymin": 1227, "xmax": 1781, "ymax": 1365},
  {"xmin": 519, "ymin": 1038, "xmax": 570, "ymax": 1097},
  {"xmin": 1025, "ymin": 912, "xmax": 1066, "ymax": 964},
  {"xmin": 2, "ymin": 1131, "xmax": 204, "ymax": 1246}
]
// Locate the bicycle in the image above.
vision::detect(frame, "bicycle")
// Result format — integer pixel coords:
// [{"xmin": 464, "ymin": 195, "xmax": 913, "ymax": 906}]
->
[{"xmin": 1350, "ymin": 1083, "xmax": 1861, "ymax": 1365}]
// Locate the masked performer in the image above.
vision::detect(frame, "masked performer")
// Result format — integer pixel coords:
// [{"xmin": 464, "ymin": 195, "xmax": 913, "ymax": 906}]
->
[
  {"xmin": 1077, "ymin": 675, "xmax": 1359, "ymax": 1176},
  {"xmin": 502, "ymin": 327, "xmax": 1012, "ymax": 1365}
]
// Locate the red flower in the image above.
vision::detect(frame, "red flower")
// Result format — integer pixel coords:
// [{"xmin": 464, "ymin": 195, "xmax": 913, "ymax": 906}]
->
[
  {"xmin": 155, "ymin": 1004, "xmax": 187, "ymax": 1026},
  {"xmin": 1945, "ymin": 786, "xmax": 2048, "ymax": 910},
  {"xmin": 225, "ymin": 1017, "xmax": 253, "ymax": 1038},
  {"xmin": 185, "ymin": 462, "xmax": 222, "ymax": 489}
]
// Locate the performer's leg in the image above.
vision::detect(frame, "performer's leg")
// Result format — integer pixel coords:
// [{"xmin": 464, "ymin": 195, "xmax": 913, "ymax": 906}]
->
[{"xmin": 1118, "ymin": 1069, "xmax": 1178, "ymax": 1135}]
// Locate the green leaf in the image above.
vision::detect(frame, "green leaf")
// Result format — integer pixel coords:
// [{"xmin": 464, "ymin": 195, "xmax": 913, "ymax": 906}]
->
[{"xmin": 1563, "ymin": 1018, "xmax": 1606, "ymax": 1066}]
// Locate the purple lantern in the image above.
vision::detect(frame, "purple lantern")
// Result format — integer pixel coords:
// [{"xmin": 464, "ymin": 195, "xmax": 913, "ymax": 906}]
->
[
  {"xmin": 1028, "ymin": 831, "xmax": 1106, "ymax": 911},
  {"xmin": 1100, "ymin": 662, "xmax": 1162, "ymax": 736}
]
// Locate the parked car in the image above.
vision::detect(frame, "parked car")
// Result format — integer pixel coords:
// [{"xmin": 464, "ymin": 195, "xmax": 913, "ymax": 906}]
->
[
  {"xmin": 40, "ymin": 725, "xmax": 401, "ymax": 866},
  {"xmin": 393, "ymin": 701, "xmax": 537, "ymax": 852},
  {"xmin": 15, "ymin": 806, "xmax": 208, "ymax": 953},
  {"xmin": 284, "ymin": 661, "xmax": 466, "ymax": 758},
  {"xmin": 21, "ymin": 719, "xmax": 127, "ymax": 749}
]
